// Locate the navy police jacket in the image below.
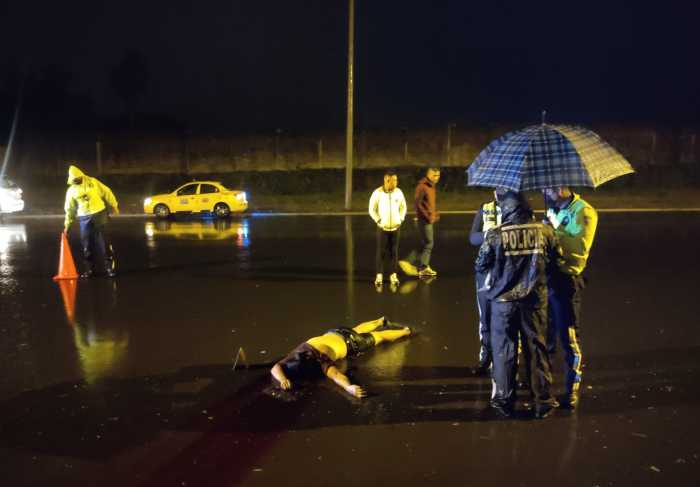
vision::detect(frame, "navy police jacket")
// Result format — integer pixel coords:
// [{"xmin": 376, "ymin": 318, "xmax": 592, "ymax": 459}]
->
[{"xmin": 475, "ymin": 200, "xmax": 561, "ymax": 303}]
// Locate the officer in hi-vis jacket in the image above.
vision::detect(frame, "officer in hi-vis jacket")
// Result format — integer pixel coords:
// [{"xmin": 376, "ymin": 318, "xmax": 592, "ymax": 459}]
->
[
  {"xmin": 542, "ymin": 186, "xmax": 598, "ymax": 409},
  {"xmin": 469, "ymin": 193, "xmax": 501, "ymax": 374}
]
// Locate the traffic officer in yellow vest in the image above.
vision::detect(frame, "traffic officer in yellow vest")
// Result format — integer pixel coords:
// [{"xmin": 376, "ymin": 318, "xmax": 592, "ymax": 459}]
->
[
  {"xmin": 542, "ymin": 186, "xmax": 598, "ymax": 408},
  {"xmin": 64, "ymin": 165, "xmax": 119, "ymax": 278},
  {"xmin": 468, "ymin": 192, "xmax": 501, "ymax": 374}
]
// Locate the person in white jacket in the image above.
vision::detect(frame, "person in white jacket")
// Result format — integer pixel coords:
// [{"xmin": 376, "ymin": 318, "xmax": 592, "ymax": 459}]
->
[{"xmin": 368, "ymin": 170, "xmax": 406, "ymax": 286}]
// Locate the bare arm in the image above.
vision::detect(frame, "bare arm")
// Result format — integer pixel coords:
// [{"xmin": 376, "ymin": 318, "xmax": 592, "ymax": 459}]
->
[
  {"xmin": 325, "ymin": 366, "xmax": 366, "ymax": 398},
  {"xmin": 271, "ymin": 363, "xmax": 292, "ymax": 390}
]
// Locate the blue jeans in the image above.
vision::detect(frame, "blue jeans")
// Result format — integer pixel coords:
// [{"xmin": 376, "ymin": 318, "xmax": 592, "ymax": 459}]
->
[{"xmin": 405, "ymin": 220, "xmax": 434, "ymax": 270}]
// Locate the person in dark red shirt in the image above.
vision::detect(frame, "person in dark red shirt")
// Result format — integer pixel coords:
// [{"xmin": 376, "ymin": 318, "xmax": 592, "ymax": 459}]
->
[{"xmin": 399, "ymin": 167, "xmax": 440, "ymax": 278}]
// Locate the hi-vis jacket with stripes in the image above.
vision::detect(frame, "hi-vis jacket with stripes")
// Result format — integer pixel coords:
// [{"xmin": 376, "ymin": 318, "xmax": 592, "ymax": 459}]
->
[{"xmin": 549, "ymin": 193, "xmax": 597, "ymax": 276}]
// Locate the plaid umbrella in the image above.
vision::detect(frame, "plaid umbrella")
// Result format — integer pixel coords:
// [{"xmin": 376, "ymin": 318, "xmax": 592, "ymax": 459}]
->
[{"xmin": 467, "ymin": 124, "xmax": 635, "ymax": 191}]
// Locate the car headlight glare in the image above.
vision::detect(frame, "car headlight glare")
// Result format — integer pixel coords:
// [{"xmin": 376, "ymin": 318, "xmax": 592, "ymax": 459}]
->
[{"xmin": 144, "ymin": 197, "xmax": 152, "ymax": 205}]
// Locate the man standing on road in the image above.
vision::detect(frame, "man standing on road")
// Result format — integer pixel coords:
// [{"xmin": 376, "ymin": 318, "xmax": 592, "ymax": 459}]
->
[
  {"xmin": 469, "ymin": 191, "xmax": 501, "ymax": 375},
  {"xmin": 64, "ymin": 164, "xmax": 119, "ymax": 278},
  {"xmin": 369, "ymin": 169, "xmax": 407, "ymax": 287},
  {"xmin": 542, "ymin": 186, "xmax": 598, "ymax": 409},
  {"xmin": 475, "ymin": 189, "xmax": 561, "ymax": 419},
  {"xmin": 399, "ymin": 167, "xmax": 440, "ymax": 278}
]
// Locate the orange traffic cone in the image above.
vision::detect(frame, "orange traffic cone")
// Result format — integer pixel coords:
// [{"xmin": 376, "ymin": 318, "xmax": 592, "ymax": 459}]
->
[
  {"xmin": 57, "ymin": 279, "xmax": 77, "ymax": 324},
  {"xmin": 53, "ymin": 232, "xmax": 79, "ymax": 280}
]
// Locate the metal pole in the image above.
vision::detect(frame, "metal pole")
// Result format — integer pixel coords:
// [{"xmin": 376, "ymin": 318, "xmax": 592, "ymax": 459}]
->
[
  {"xmin": 96, "ymin": 140, "xmax": 102, "ymax": 175},
  {"xmin": 344, "ymin": 0, "xmax": 355, "ymax": 210},
  {"xmin": 446, "ymin": 123, "xmax": 455, "ymax": 166}
]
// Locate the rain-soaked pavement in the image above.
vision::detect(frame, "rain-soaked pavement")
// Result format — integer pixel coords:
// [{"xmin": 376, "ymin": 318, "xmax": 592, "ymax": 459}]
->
[{"xmin": 1, "ymin": 212, "xmax": 699, "ymax": 486}]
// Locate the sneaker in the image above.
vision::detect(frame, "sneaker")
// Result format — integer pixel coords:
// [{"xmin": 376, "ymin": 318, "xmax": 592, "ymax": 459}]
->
[
  {"xmin": 534, "ymin": 401, "xmax": 559, "ymax": 419},
  {"xmin": 80, "ymin": 270, "xmax": 94, "ymax": 278},
  {"xmin": 374, "ymin": 273, "xmax": 383, "ymax": 285},
  {"xmin": 418, "ymin": 266, "xmax": 437, "ymax": 278},
  {"xmin": 106, "ymin": 269, "xmax": 117, "ymax": 278},
  {"xmin": 398, "ymin": 260, "xmax": 418, "ymax": 277},
  {"xmin": 389, "ymin": 273, "xmax": 399, "ymax": 285}
]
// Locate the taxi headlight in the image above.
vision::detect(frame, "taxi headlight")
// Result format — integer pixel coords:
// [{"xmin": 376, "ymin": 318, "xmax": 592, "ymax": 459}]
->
[
  {"xmin": 144, "ymin": 197, "xmax": 152, "ymax": 206},
  {"xmin": 235, "ymin": 192, "xmax": 247, "ymax": 201}
]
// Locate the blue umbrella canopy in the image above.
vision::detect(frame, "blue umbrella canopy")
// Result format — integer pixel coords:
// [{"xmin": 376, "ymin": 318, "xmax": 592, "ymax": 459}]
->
[{"xmin": 467, "ymin": 124, "xmax": 635, "ymax": 191}]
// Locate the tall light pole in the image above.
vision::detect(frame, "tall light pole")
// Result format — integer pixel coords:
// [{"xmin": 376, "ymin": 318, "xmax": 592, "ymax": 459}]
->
[{"xmin": 344, "ymin": 0, "xmax": 355, "ymax": 210}]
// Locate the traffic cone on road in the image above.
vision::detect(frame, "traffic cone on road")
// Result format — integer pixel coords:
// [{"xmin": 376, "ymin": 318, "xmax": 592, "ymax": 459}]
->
[{"xmin": 53, "ymin": 232, "xmax": 79, "ymax": 280}]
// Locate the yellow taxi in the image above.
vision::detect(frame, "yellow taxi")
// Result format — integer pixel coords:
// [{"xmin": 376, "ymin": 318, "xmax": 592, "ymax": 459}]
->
[{"xmin": 143, "ymin": 181, "xmax": 248, "ymax": 218}]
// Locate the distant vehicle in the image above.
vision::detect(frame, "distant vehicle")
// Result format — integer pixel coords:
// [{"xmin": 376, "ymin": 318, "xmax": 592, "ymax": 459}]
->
[
  {"xmin": 143, "ymin": 181, "xmax": 248, "ymax": 218},
  {"xmin": 0, "ymin": 178, "xmax": 24, "ymax": 215}
]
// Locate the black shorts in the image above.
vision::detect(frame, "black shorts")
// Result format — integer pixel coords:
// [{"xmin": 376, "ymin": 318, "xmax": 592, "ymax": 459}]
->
[{"xmin": 327, "ymin": 328, "xmax": 376, "ymax": 357}]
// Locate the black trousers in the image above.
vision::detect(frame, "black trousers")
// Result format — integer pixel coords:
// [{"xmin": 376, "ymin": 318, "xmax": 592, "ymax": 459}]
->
[
  {"xmin": 490, "ymin": 294, "xmax": 557, "ymax": 407},
  {"xmin": 475, "ymin": 271, "xmax": 492, "ymax": 363},
  {"xmin": 78, "ymin": 209, "xmax": 115, "ymax": 273},
  {"xmin": 376, "ymin": 228, "xmax": 400, "ymax": 274}
]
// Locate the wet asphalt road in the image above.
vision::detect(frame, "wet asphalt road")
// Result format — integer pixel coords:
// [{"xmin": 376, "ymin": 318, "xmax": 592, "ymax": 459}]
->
[{"xmin": 1, "ymin": 212, "xmax": 699, "ymax": 486}]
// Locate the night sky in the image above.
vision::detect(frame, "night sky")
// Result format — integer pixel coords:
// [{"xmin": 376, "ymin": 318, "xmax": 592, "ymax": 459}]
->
[{"xmin": 1, "ymin": 0, "xmax": 699, "ymax": 132}]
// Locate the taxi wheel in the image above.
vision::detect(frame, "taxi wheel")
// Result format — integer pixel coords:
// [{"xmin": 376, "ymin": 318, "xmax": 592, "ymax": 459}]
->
[
  {"xmin": 154, "ymin": 204, "xmax": 170, "ymax": 219},
  {"xmin": 213, "ymin": 203, "xmax": 231, "ymax": 218}
]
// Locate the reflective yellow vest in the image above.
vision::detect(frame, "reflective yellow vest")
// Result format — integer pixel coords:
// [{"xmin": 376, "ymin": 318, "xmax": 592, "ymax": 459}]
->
[
  {"xmin": 482, "ymin": 200, "xmax": 501, "ymax": 231},
  {"xmin": 551, "ymin": 193, "xmax": 598, "ymax": 275}
]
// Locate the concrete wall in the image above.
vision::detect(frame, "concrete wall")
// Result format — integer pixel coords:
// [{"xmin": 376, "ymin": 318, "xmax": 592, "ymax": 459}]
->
[{"xmin": 7, "ymin": 125, "xmax": 699, "ymax": 182}]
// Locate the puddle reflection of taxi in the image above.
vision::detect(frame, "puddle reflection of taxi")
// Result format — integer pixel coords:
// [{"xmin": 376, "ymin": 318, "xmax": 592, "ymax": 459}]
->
[
  {"xmin": 145, "ymin": 219, "xmax": 250, "ymax": 244},
  {"xmin": 143, "ymin": 181, "xmax": 247, "ymax": 218}
]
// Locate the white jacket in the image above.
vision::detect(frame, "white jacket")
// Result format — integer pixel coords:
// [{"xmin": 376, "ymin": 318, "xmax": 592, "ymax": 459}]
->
[{"xmin": 369, "ymin": 186, "xmax": 406, "ymax": 231}]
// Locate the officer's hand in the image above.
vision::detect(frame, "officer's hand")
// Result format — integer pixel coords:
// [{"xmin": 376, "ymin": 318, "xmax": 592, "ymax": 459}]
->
[
  {"xmin": 546, "ymin": 209, "xmax": 560, "ymax": 229},
  {"xmin": 279, "ymin": 378, "xmax": 292, "ymax": 390}
]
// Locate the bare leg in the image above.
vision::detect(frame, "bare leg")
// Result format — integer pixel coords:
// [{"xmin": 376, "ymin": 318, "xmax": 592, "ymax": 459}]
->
[
  {"xmin": 353, "ymin": 317, "xmax": 385, "ymax": 334},
  {"xmin": 370, "ymin": 327, "xmax": 411, "ymax": 345}
]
